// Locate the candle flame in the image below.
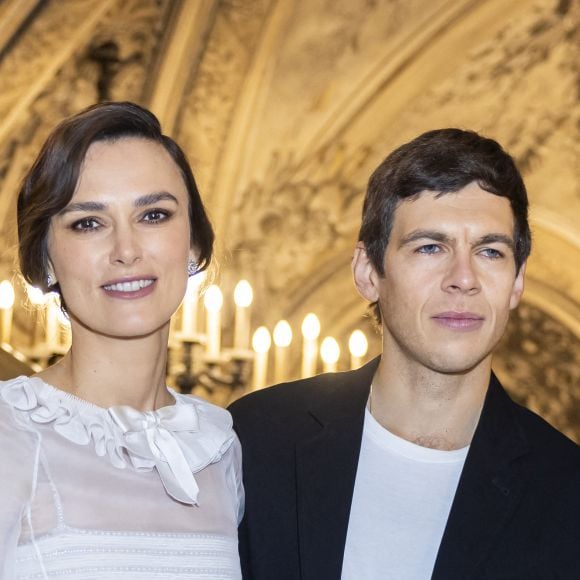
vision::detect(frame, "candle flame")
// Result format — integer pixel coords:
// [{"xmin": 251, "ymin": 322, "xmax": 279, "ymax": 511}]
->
[
  {"xmin": 273, "ymin": 320, "xmax": 292, "ymax": 347},
  {"xmin": 203, "ymin": 285, "xmax": 223, "ymax": 311},
  {"xmin": 301, "ymin": 313, "xmax": 320, "ymax": 341},
  {"xmin": 320, "ymin": 336, "xmax": 340, "ymax": 365},
  {"xmin": 349, "ymin": 330, "xmax": 368, "ymax": 358},
  {"xmin": 252, "ymin": 326, "xmax": 271, "ymax": 353},
  {"xmin": 234, "ymin": 280, "xmax": 253, "ymax": 308},
  {"xmin": 0, "ymin": 280, "xmax": 15, "ymax": 310}
]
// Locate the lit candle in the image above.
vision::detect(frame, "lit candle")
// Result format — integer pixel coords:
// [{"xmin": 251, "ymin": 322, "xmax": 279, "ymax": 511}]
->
[
  {"xmin": 26, "ymin": 285, "xmax": 47, "ymax": 348},
  {"xmin": 252, "ymin": 326, "xmax": 271, "ymax": 390},
  {"xmin": 203, "ymin": 284, "xmax": 223, "ymax": 358},
  {"xmin": 0, "ymin": 280, "xmax": 15, "ymax": 345},
  {"xmin": 181, "ymin": 271, "xmax": 205, "ymax": 338},
  {"xmin": 45, "ymin": 293, "xmax": 60, "ymax": 353},
  {"xmin": 321, "ymin": 336, "xmax": 340, "ymax": 373},
  {"xmin": 273, "ymin": 320, "xmax": 292, "ymax": 383},
  {"xmin": 301, "ymin": 313, "xmax": 320, "ymax": 378},
  {"xmin": 349, "ymin": 329, "xmax": 368, "ymax": 369},
  {"xmin": 233, "ymin": 280, "xmax": 253, "ymax": 349}
]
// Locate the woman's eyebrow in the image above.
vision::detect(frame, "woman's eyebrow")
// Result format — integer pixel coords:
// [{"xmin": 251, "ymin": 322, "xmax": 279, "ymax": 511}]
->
[
  {"xmin": 134, "ymin": 191, "xmax": 179, "ymax": 207},
  {"xmin": 58, "ymin": 201, "xmax": 107, "ymax": 215},
  {"xmin": 57, "ymin": 192, "xmax": 179, "ymax": 215}
]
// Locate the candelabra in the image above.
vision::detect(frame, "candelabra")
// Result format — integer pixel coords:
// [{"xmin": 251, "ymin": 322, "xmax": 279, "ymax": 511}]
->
[{"xmin": 0, "ymin": 276, "xmax": 372, "ymax": 403}]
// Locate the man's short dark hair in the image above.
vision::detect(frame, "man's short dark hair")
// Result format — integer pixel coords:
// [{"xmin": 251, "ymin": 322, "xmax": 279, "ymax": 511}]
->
[
  {"xmin": 359, "ymin": 128, "xmax": 531, "ymax": 272},
  {"xmin": 358, "ymin": 128, "xmax": 531, "ymax": 321}
]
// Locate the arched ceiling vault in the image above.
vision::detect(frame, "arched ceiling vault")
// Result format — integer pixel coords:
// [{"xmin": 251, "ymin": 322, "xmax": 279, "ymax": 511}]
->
[
  {"xmin": 149, "ymin": 1, "xmax": 219, "ymax": 133},
  {"xmin": 0, "ymin": 0, "xmax": 578, "ymax": 436}
]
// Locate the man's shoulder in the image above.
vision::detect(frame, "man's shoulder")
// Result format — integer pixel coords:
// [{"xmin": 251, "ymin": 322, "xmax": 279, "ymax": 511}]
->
[
  {"xmin": 485, "ymin": 375, "xmax": 579, "ymax": 469},
  {"xmin": 229, "ymin": 371, "xmax": 353, "ymax": 420},
  {"xmin": 513, "ymin": 401, "xmax": 580, "ymax": 466},
  {"xmin": 229, "ymin": 358, "xmax": 378, "ymax": 427}
]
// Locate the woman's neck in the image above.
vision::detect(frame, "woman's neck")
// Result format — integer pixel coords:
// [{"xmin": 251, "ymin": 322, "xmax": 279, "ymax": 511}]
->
[{"xmin": 37, "ymin": 324, "xmax": 174, "ymax": 411}]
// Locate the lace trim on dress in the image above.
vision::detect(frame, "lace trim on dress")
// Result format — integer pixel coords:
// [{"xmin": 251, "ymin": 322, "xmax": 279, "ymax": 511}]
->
[{"xmin": 0, "ymin": 376, "xmax": 235, "ymax": 505}]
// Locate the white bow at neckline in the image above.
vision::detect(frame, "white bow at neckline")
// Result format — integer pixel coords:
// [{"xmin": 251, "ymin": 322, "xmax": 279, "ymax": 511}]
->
[{"xmin": 109, "ymin": 403, "xmax": 201, "ymax": 505}]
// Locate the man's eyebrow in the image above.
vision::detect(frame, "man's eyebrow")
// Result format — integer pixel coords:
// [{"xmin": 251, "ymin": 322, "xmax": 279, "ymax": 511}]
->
[
  {"xmin": 399, "ymin": 230, "xmax": 452, "ymax": 247},
  {"xmin": 399, "ymin": 229, "xmax": 515, "ymax": 249},
  {"xmin": 475, "ymin": 233, "xmax": 514, "ymax": 249},
  {"xmin": 58, "ymin": 192, "xmax": 179, "ymax": 215}
]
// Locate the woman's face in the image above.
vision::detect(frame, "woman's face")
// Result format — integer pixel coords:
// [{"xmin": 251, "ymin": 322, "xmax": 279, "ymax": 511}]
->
[{"xmin": 47, "ymin": 137, "xmax": 193, "ymax": 340}]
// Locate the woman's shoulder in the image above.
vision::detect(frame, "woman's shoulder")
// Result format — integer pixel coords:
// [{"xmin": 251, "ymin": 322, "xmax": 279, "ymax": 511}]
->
[
  {"xmin": 0, "ymin": 373, "xmax": 38, "ymax": 415},
  {"xmin": 174, "ymin": 391, "xmax": 234, "ymax": 429},
  {"xmin": 171, "ymin": 392, "xmax": 236, "ymax": 469},
  {"xmin": 0, "ymin": 375, "xmax": 50, "ymax": 435},
  {"xmin": 1, "ymin": 373, "xmax": 38, "ymax": 390},
  {"xmin": 0, "ymin": 376, "xmax": 40, "ymax": 472},
  {"xmin": 0, "ymin": 374, "xmax": 33, "ymax": 390},
  {"xmin": 0, "ymin": 375, "xmax": 36, "ymax": 423}
]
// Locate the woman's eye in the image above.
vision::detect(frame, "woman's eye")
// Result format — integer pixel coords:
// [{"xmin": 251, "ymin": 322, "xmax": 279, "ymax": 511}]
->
[
  {"xmin": 417, "ymin": 244, "xmax": 441, "ymax": 255},
  {"xmin": 71, "ymin": 217, "xmax": 100, "ymax": 231},
  {"xmin": 142, "ymin": 209, "xmax": 170, "ymax": 223}
]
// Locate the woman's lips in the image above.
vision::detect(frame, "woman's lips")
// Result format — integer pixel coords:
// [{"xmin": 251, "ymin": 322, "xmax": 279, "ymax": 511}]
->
[
  {"xmin": 432, "ymin": 311, "xmax": 484, "ymax": 331},
  {"xmin": 101, "ymin": 277, "xmax": 157, "ymax": 299}
]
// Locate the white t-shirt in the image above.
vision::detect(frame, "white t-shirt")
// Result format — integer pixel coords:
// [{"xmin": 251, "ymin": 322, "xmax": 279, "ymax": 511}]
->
[{"xmin": 342, "ymin": 408, "xmax": 468, "ymax": 580}]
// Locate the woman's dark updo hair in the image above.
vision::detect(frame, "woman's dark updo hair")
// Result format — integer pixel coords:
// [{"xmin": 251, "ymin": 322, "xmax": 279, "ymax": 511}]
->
[{"xmin": 17, "ymin": 101, "xmax": 214, "ymax": 292}]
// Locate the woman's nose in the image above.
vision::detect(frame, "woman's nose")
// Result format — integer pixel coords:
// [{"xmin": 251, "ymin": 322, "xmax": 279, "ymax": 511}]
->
[{"xmin": 109, "ymin": 227, "xmax": 142, "ymax": 266}]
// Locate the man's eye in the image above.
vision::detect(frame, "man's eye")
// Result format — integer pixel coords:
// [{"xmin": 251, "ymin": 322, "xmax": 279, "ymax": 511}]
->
[
  {"xmin": 417, "ymin": 244, "xmax": 441, "ymax": 254},
  {"xmin": 142, "ymin": 209, "xmax": 170, "ymax": 223},
  {"xmin": 71, "ymin": 217, "xmax": 100, "ymax": 231},
  {"xmin": 480, "ymin": 248, "xmax": 504, "ymax": 259}
]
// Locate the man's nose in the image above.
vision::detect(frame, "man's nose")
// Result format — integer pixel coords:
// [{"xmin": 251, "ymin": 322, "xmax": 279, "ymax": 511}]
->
[{"xmin": 441, "ymin": 252, "xmax": 481, "ymax": 295}]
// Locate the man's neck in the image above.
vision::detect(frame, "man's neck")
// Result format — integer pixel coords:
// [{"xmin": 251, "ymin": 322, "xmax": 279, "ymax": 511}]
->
[{"xmin": 370, "ymin": 356, "xmax": 491, "ymax": 450}]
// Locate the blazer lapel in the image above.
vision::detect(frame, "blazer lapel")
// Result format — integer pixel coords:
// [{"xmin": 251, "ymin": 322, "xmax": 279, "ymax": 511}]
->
[
  {"xmin": 432, "ymin": 374, "xmax": 530, "ymax": 579},
  {"xmin": 295, "ymin": 359, "xmax": 378, "ymax": 580}
]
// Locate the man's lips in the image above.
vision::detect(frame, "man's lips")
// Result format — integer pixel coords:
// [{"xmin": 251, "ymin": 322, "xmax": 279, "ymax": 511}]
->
[{"xmin": 432, "ymin": 311, "xmax": 485, "ymax": 330}]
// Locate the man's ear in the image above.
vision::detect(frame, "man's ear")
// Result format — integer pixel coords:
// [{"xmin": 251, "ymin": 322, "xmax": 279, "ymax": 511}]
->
[
  {"xmin": 352, "ymin": 242, "xmax": 381, "ymax": 303},
  {"xmin": 509, "ymin": 260, "xmax": 526, "ymax": 310}
]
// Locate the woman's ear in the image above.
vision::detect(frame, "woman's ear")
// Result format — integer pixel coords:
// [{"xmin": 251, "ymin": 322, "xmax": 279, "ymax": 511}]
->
[
  {"xmin": 352, "ymin": 242, "xmax": 381, "ymax": 303},
  {"xmin": 187, "ymin": 246, "xmax": 201, "ymax": 276},
  {"xmin": 46, "ymin": 259, "xmax": 57, "ymax": 288}
]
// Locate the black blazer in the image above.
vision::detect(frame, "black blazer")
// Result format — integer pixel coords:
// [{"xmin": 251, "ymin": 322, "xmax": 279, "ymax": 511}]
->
[{"xmin": 229, "ymin": 359, "xmax": 580, "ymax": 580}]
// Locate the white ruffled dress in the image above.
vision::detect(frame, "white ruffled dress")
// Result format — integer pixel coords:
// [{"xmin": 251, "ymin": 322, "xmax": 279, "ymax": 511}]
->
[{"xmin": 0, "ymin": 376, "xmax": 243, "ymax": 580}]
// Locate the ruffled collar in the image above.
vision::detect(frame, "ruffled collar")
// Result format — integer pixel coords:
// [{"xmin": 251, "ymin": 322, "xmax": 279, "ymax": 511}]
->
[{"xmin": 0, "ymin": 376, "xmax": 235, "ymax": 506}]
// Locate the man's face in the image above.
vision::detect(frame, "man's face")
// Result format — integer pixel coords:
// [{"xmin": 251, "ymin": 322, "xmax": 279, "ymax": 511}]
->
[{"xmin": 354, "ymin": 181, "xmax": 525, "ymax": 375}]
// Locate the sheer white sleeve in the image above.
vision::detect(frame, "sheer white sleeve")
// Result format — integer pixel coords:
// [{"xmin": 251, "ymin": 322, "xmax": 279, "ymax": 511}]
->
[{"xmin": 0, "ymin": 400, "xmax": 39, "ymax": 580}]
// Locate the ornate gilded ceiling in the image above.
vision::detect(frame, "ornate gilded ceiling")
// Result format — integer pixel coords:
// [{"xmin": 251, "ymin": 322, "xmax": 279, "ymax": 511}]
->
[{"xmin": 0, "ymin": 0, "xmax": 578, "ymax": 438}]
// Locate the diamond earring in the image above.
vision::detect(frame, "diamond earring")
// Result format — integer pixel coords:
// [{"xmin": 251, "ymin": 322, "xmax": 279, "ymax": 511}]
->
[
  {"xmin": 47, "ymin": 272, "xmax": 56, "ymax": 287},
  {"xmin": 187, "ymin": 259, "xmax": 198, "ymax": 277}
]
